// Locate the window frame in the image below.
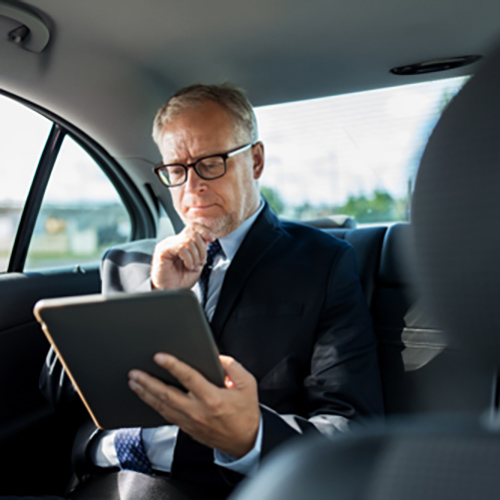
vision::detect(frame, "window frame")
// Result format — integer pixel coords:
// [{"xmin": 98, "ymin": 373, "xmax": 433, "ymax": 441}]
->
[{"xmin": 1, "ymin": 90, "xmax": 156, "ymax": 273}]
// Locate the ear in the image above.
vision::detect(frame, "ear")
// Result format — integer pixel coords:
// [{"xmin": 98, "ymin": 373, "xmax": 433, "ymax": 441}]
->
[{"xmin": 251, "ymin": 141, "xmax": 265, "ymax": 180}]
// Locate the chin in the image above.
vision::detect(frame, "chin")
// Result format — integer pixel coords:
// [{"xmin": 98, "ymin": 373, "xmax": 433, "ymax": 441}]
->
[
  {"xmin": 181, "ymin": 214, "xmax": 233, "ymax": 236},
  {"xmin": 205, "ymin": 216, "xmax": 237, "ymax": 237}
]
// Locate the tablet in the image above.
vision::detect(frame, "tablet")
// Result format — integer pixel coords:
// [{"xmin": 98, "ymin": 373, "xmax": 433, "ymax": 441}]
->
[{"xmin": 34, "ymin": 289, "xmax": 225, "ymax": 429}]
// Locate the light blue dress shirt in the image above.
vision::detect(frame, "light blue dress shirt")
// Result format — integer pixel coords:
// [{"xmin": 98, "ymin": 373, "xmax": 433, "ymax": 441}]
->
[{"xmin": 91, "ymin": 202, "xmax": 265, "ymax": 477}]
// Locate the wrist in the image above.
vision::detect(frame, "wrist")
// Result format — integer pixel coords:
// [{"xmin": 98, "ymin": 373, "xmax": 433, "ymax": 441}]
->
[{"xmin": 227, "ymin": 420, "xmax": 260, "ymax": 459}]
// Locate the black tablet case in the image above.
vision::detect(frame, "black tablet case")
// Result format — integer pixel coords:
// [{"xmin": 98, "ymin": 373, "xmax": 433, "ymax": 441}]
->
[{"xmin": 34, "ymin": 289, "xmax": 225, "ymax": 429}]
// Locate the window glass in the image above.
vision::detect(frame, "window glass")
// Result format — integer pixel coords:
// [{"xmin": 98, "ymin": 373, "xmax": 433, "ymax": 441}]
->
[
  {"xmin": 25, "ymin": 135, "xmax": 131, "ymax": 270},
  {"xmin": 255, "ymin": 76, "xmax": 468, "ymax": 224},
  {"xmin": 0, "ymin": 95, "xmax": 52, "ymax": 272}
]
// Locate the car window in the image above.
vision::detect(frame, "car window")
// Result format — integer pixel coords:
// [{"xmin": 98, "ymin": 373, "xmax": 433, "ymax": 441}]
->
[
  {"xmin": 256, "ymin": 76, "xmax": 468, "ymax": 224},
  {"xmin": 0, "ymin": 95, "xmax": 52, "ymax": 272},
  {"xmin": 24, "ymin": 135, "xmax": 131, "ymax": 271},
  {"xmin": 0, "ymin": 94, "xmax": 132, "ymax": 272}
]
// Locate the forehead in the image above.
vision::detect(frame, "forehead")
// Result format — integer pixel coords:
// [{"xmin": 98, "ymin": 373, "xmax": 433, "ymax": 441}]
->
[{"xmin": 159, "ymin": 101, "xmax": 239, "ymax": 161}]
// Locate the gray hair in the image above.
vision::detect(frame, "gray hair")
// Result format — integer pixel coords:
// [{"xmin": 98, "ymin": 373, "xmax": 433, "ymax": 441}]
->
[{"xmin": 152, "ymin": 83, "xmax": 258, "ymax": 147}]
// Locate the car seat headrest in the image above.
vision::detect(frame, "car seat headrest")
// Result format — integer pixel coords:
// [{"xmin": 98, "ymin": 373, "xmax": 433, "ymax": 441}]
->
[{"xmin": 412, "ymin": 42, "xmax": 500, "ymax": 367}]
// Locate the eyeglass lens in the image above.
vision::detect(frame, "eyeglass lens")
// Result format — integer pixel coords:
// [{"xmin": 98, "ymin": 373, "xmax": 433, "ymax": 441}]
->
[{"xmin": 159, "ymin": 155, "xmax": 226, "ymax": 186}]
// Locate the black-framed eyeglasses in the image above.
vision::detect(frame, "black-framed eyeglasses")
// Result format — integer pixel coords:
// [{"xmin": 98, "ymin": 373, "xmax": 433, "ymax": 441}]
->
[{"xmin": 154, "ymin": 142, "xmax": 256, "ymax": 187}]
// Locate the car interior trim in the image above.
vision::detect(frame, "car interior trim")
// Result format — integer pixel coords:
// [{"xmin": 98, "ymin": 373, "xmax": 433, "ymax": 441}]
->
[
  {"xmin": 8, "ymin": 122, "xmax": 64, "ymax": 273},
  {"xmin": 390, "ymin": 55, "xmax": 483, "ymax": 75},
  {"xmin": 0, "ymin": 1, "xmax": 50, "ymax": 53}
]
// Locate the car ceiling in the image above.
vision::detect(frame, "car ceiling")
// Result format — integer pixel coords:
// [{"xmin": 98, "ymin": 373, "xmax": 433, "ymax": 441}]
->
[{"xmin": 1, "ymin": 0, "xmax": 500, "ymax": 196}]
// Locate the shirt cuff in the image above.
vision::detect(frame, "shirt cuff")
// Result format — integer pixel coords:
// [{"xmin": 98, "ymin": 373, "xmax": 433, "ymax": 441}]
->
[
  {"xmin": 213, "ymin": 416, "xmax": 263, "ymax": 477},
  {"xmin": 90, "ymin": 425, "xmax": 179, "ymax": 473}
]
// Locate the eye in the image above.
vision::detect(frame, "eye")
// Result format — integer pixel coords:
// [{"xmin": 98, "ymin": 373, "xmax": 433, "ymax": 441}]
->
[
  {"xmin": 197, "ymin": 157, "xmax": 225, "ymax": 178},
  {"xmin": 169, "ymin": 166, "xmax": 185, "ymax": 177},
  {"xmin": 200, "ymin": 158, "xmax": 222, "ymax": 169}
]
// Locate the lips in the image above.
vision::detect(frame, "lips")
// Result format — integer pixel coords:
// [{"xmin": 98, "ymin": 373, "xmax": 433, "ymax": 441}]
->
[
  {"xmin": 186, "ymin": 204, "xmax": 219, "ymax": 215},
  {"xmin": 189, "ymin": 204, "xmax": 215, "ymax": 210}
]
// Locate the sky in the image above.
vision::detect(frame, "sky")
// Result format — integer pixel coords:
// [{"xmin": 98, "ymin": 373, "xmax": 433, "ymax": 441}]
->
[{"xmin": 1, "ymin": 76, "xmax": 467, "ymax": 208}]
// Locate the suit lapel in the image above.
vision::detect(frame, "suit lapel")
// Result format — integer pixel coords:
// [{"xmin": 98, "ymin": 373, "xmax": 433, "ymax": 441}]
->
[{"xmin": 210, "ymin": 204, "xmax": 283, "ymax": 339}]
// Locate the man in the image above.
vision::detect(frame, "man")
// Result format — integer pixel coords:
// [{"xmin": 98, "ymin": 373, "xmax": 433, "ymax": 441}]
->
[{"xmin": 41, "ymin": 83, "xmax": 383, "ymax": 499}]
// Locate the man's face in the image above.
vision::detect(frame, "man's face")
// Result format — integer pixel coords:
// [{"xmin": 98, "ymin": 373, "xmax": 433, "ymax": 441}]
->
[{"xmin": 158, "ymin": 101, "xmax": 264, "ymax": 238}]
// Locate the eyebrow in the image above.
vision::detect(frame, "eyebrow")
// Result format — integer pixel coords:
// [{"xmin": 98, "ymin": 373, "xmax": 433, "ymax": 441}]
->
[{"xmin": 162, "ymin": 146, "xmax": 236, "ymax": 165}]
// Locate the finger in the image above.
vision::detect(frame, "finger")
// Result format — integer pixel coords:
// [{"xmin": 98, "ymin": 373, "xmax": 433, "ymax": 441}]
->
[
  {"xmin": 177, "ymin": 246, "xmax": 196, "ymax": 271},
  {"xmin": 154, "ymin": 228, "xmax": 203, "ymax": 260},
  {"xmin": 186, "ymin": 238, "xmax": 204, "ymax": 269},
  {"xmin": 219, "ymin": 355, "xmax": 255, "ymax": 389},
  {"xmin": 192, "ymin": 232, "xmax": 208, "ymax": 265},
  {"xmin": 178, "ymin": 231, "xmax": 209, "ymax": 270},
  {"xmin": 153, "ymin": 238, "xmax": 175, "ymax": 261},
  {"xmin": 129, "ymin": 369, "xmax": 195, "ymax": 415},
  {"xmin": 129, "ymin": 369, "xmax": 186, "ymax": 400},
  {"xmin": 186, "ymin": 223, "xmax": 215, "ymax": 243},
  {"xmin": 129, "ymin": 378, "xmax": 188, "ymax": 425},
  {"xmin": 154, "ymin": 353, "xmax": 217, "ymax": 399},
  {"xmin": 153, "ymin": 237, "xmax": 186, "ymax": 268}
]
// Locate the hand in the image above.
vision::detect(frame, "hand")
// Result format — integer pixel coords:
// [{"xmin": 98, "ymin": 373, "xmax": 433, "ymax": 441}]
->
[
  {"xmin": 128, "ymin": 354, "xmax": 261, "ymax": 458},
  {"xmin": 151, "ymin": 224, "xmax": 214, "ymax": 290}
]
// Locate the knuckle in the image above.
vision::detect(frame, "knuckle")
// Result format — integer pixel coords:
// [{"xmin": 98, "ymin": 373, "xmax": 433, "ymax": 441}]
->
[
  {"xmin": 187, "ymin": 241, "xmax": 198, "ymax": 254},
  {"xmin": 155, "ymin": 401, "xmax": 166, "ymax": 414},
  {"xmin": 180, "ymin": 372, "xmax": 194, "ymax": 386},
  {"xmin": 174, "ymin": 369, "xmax": 192, "ymax": 388},
  {"xmin": 154, "ymin": 238, "xmax": 178, "ymax": 261},
  {"xmin": 204, "ymin": 395, "xmax": 223, "ymax": 413},
  {"xmin": 158, "ymin": 391, "xmax": 172, "ymax": 406},
  {"xmin": 148, "ymin": 397, "xmax": 164, "ymax": 414}
]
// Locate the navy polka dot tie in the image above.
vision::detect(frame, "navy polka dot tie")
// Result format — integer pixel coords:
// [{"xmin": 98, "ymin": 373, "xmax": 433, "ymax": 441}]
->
[
  {"xmin": 199, "ymin": 240, "xmax": 222, "ymax": 307},
  {"xmin": 114, "ymin": 427, "xmax": 152, "ymax": 474}
]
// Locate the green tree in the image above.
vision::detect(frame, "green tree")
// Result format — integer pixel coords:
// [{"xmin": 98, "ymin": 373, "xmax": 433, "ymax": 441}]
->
[
  {"xmin": 337, "ymin": 190, "xmax": 404, "ymax": 223},
  {"xmin": 260, "ymin": 186, "xmax": 285, "ymax": 215}
]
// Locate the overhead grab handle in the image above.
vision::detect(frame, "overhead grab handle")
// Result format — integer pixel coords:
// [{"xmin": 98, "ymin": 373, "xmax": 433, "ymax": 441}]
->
[{"xmin": 0, "ymin": 1, "xmax": 50, "ymax": 52}]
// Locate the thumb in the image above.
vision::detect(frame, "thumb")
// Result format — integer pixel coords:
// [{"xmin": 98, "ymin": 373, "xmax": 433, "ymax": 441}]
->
[{"xmin": 219, "ymin": 355, "xmax": 254, "ymax": 389}]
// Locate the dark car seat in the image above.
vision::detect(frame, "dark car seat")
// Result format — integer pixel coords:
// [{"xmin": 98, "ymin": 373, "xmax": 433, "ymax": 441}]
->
[{"xmin": 229, "ymin": 39, "xmax": 500, "ymax": 500}]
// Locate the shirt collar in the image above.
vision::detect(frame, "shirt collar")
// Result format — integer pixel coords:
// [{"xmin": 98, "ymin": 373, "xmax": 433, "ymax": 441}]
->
[{"xmin": 218, "ymin": 201, "xmax": 264, "ymax": 261}]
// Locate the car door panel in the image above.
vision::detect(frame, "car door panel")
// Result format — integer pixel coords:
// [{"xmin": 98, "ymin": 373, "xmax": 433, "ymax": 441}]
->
[{"xmin": 0, "ymin": 267, "xmax": 100, "ymax": 495}]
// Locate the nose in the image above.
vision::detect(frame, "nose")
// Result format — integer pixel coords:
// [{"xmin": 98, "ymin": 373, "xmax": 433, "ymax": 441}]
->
[{"xmin": 184, "ymin": 165, "xmax": 205, "ymax": 192}]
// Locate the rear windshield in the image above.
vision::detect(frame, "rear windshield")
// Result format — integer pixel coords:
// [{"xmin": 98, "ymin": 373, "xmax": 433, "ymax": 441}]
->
[{"xmin": 255, "ymin": 76, "xmax": 467, "ymax": 225}]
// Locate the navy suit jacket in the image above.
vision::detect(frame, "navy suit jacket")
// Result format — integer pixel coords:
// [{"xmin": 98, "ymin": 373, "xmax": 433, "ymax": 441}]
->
[{"xmin": 98, "ymin": 203, "xmax": 383, "ymax": 484}]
